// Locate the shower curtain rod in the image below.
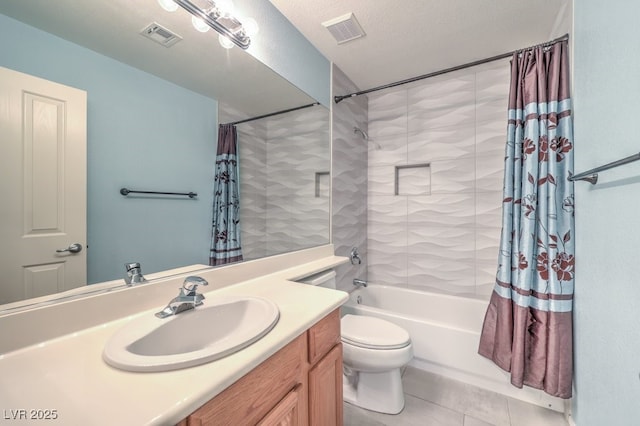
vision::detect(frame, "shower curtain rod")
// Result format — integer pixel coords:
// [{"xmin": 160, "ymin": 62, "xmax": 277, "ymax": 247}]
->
[
  {"xmin": 334, "ymin": 33, "xmax": 570, "ymax": 104},
  {"xmin": 223, "ymin": 102, "xmax": 320, "ymax": 126}
]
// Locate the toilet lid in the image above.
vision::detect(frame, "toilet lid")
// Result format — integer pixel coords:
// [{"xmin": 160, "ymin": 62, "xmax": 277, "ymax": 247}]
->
[{"xmin": 341, "ymin": 314, "xmax": 411, "ymax": 350}]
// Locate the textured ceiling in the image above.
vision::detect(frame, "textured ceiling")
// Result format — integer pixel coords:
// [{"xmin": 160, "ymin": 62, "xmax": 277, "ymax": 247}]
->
[
  {"xmin": 270, "ymin": 0, "xmax": 572, "ymax": 91},
  {"xmin": 1, "ymin": 0, "xmax": 573, "ymax": 110}
]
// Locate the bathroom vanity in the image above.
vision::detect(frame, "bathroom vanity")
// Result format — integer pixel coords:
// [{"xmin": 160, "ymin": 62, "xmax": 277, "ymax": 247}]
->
[
  {"xmin": 178, "ymin": 310, "xmax": 342, "ymax": 425},
  {"xmin": 0, "ymin": 246, "xmax": 348, "ymax": 425}
]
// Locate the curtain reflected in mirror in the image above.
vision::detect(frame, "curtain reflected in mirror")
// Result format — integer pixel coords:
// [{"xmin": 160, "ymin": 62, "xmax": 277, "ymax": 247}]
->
[
  {"xmin": 219, "ymin": 103, "xmax": 330, "ymax": 261},
  {"xmin": 210, "ymin": 124, "xmax": 243, "ymax": 265}
]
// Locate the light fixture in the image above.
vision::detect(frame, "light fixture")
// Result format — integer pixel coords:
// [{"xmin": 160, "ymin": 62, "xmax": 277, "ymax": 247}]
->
[
  {"xmin": 242, "ymin": 17, "xmax": 259, "ymax": 37},
  {"xmin": 218, "ymin": 34, "xmax": 234, "ymax": 49},
  {"xmin": 191, "ymin": 15, "xmax": 210, "ymax": 32},
  {"xmin": 158, "ymin": 0, "xmax": 179, "ymax": 12},
  {"xmin": 158, "ymin": 0, "xmax": 256, "ymax": 49}
]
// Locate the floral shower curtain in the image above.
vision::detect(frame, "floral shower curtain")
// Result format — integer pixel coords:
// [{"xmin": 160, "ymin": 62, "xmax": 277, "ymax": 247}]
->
[
  {"xmin": 210, "ymin": 124, "xmax": 243, "ymax": 266},
  {"xmin": 478, "ymin": 41, "xmax": 574, "ymax": 398}
]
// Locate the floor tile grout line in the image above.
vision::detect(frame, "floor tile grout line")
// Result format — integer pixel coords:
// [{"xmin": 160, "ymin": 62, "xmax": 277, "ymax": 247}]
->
[{"xmin": 401, "ymin": 389, "xmax": 468, "ymax": 419}]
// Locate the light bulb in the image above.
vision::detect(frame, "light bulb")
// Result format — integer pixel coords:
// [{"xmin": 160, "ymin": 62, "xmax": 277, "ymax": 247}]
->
[
  {"xmin": 218, "ymin": 34, "xmax": 235, "ymax": 49},
  {"xmin": 157, "ymin": 0, "xmax": 178, "ymax": 12},
  {"xmin": 216, "ymin": 0, "xmax": 235, "ymax": 16},
  {"xmin": 243, "ymin": 17, "xmax": 259, "ymax": 37},
  {"xmin": 192, "ymin": 15, "xmax": 210, "ymax": 32}
]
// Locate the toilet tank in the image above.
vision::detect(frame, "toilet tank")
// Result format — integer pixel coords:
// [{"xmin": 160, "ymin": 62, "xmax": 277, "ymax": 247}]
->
[{"xmin": 296, "ymin": 269, "xmax": 336, "ymax": 289}]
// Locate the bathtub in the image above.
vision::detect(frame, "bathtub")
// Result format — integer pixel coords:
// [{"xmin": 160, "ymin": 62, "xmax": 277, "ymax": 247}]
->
[{"xmin": 341, "ymin": 285, "xmax": 565, "ymax": 412}]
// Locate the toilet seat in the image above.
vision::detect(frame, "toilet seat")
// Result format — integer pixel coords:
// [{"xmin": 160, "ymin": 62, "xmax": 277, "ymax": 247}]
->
[{"xmin": 341, "ymin": 314, "xmax": 410, "ymax": 350}]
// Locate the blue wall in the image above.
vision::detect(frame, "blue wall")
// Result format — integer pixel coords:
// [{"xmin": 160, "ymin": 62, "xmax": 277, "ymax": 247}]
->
[
  {"xmin": 573, "ymin": 1, "xmax": 640, "ymax": 423},
  {"xmin": 0, "ymin": 14, "xmax": 216, "ymax": 283},
  {"xmin": 234, "ymin": 0, "xmax": 331, "ymax": 107}
]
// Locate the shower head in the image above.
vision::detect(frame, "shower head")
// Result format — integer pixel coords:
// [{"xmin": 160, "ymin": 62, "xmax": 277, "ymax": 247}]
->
[{"xmin": 354, "ymin": 126, "xmax": 381, "ymax": 150}]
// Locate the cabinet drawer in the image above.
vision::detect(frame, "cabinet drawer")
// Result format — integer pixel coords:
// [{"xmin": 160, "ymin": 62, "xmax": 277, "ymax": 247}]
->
[
  {"xmin": 185, "ymin": 334, "xmax": 306, "ymax": 426},
  {"xmin": 307, "ymin": 309, "xmax": 340, "ymax": 365}
]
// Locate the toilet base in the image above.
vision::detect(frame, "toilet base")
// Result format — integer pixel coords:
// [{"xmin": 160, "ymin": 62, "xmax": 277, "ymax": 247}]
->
[{"xmin": 343, "ymin": 369, "xmax": 405, "ymax": 415}]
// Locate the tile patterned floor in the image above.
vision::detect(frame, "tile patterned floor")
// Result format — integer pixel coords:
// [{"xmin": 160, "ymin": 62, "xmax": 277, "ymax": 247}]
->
[{"xmin": 344, "ymin": 367, "xmax": 568, "ymax": 426}]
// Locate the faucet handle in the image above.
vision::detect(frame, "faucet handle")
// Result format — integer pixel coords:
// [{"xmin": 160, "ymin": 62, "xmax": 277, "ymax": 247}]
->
[
  {"xmin": 124, "ymin": 262, "xmax": 146, "ymax": 285},
  {"xmin": 350, "ymin": 247, "xmax": 362, "ymax": 265},
  {"xmin": 125, "ymin": 262, "xmax": 141, "ymax": 272},
  {"xmin": 182, "ymin": 276, "xmax": 208, "ymax": 295}
]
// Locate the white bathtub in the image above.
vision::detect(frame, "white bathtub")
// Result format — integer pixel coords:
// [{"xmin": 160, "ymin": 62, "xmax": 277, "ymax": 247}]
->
[{"xmin": 341, "ymin": 285, "xmax": 565, "ymax": 412}]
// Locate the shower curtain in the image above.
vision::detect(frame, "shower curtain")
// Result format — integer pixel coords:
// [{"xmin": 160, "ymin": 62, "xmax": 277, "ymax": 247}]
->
[
  {"xmin": 210, "ymin": 124, "xmax": 243, "ymax": 266},
  {"xmin": 478, "ymin": 40, "xmax": 574, "ymax": 398}
]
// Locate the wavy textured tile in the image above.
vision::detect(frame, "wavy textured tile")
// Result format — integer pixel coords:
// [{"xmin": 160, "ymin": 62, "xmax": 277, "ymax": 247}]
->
[
  {"xmin": 408, "ymin": 103, "xmax": 476, "ymax": 133},
  {"xmin": 368, "ymin": 165, "xmax": 397, "ymax": 197},
  {"xmin": 408, "ymin": 75, "xmax": 475, "ymax": 111},
  {"xmin": 408, "ymin": 124, "xmax": 476, "ymax": 162},
  {"xmin": 475, "ymin": 191, "xmax": 503, "ymax": 228},
  {"xmin": 367, "ymin": 133, "xmax": 408, "ymax": 166},
  {"xmin": 368, "ymin": 88, "xmax": 407, "ymax": 139},
  {"xmin": 367, "ymin": 244, "xmax": 408, "ymax": 286},
  {"xmin": 408, "ymin": 194, "xmax": 475, "ymax": 229},
  {"xmin": 430, "ymin": 157, "xmax": 476, "ymax": 194},
  {"xmin": 476, "ymin": 120, "xmax": 507, "ymax": 157},
  {"xmin": 476, "ymin": 227, "xmax": 501, "ymax": 259},
  {"xmin": 369, "ymin": 195, "xmax": 408, "ymax": 221},
  {"xmin": 476, "ymin": 97, "xmax": 508, "ymax": 124},
  {"xmin": 407, "ymin": 240, "xmax": 476, "ymax": 292},
  {"xmin": 476, "ymin": 153, "xmax": 505, "ymax": 192},
  {"xmin": 366, "ymin": 64, "xmax": 509, "ymax": 297},
  {"xmin": 476, "ymin": 62, "xmax": 511, "ymax": 102},
  {"xmin": 332, "ymin": 65, "xmax": 368, "ymax": 290}
]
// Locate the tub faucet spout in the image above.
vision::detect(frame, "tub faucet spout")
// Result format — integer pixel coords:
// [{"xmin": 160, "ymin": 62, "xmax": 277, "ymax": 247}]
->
[{"xmin": 353, "ymin": 278, "xmax": 368, "ymax": 288}]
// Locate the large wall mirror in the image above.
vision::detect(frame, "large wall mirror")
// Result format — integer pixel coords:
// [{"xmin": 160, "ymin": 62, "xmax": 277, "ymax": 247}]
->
[{"xmin": 0, "ymin": 0, "xmax": 330, "ymax": 311}]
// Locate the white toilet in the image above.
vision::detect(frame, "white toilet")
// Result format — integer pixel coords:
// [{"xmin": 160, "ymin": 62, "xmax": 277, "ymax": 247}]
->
[{"xmin": 298, "ymin": 269, "xmax": 413, "ymax": 415}]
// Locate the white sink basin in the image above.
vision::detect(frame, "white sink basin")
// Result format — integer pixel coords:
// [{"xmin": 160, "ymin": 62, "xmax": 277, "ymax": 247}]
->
[{"xmin": 103, "ymin": 295, "xmax": 279, "ymax": 372}]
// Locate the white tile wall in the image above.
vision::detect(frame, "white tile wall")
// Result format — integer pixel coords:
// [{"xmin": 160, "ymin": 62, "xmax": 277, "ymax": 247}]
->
[
  {"xmin": 331, "ymin": 65, "xmax": 369, "ymax": 291},
  {"xmin": 367, "ymin": 60, "xmax": 510, "ymax": 298}
]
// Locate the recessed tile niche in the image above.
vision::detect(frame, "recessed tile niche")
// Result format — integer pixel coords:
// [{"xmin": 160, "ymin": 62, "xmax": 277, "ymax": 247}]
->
[{"xmin": 395, "ymin": 164, "xmax": 431, "ymax": 195}]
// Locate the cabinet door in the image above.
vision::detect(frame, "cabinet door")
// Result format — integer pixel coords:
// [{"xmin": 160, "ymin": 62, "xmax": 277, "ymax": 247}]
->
[
  {"xmin": 308, "ymin": 343, "xmax": 343, "ymax": 426},
  {"xmin": 257, "ymin": 385, "xmax": 303, "ymax": 426}
]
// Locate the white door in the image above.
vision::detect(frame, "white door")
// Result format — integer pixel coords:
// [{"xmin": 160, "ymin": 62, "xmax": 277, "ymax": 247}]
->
[{"xmin": 0, "ymin": 66, "xmax": 87, "ymax": 304}]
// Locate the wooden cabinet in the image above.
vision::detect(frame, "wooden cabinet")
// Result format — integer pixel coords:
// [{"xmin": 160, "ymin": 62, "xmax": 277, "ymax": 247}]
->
[
  {"xmin": 181, "ymin": 333, "xmax": 307, "ymax": 426},
  {"xmin": 179, "ymin": 309, "xmax": 343, "ymax": 426},
  {"xmin": 306, "ymin": 309, "xmax": 343, "ymax": 426},
  {"xmin": 309, "ymin": 344, "xmax": 343, "ymax": 426},
  {"xmin": 257, "ymin": 385, "xmax": 303, "ymax": 426}
]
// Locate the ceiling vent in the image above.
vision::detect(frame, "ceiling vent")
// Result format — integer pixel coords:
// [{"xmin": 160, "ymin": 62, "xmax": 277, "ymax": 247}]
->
[
  {"xmin": 140, "ymin": 22, "xmax": 182, "ymax": 47},
  {"xmin": 322, "ymin": 13, "xmax": 365, "ymax": 45}
]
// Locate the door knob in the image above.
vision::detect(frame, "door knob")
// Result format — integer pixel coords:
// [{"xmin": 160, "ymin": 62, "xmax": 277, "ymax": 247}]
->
[{"xmin": 56, "ymin": 243, "xmax": 83, "ymax": 254}]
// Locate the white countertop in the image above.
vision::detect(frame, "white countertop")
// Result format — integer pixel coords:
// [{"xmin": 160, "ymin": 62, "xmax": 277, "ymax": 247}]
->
[{"xmin": 0, "ymin": 251, "xmax": 348, "ymax": 425}]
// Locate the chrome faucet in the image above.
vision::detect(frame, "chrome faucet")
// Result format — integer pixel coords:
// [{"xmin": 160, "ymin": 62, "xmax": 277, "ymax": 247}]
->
[
  {"xmin": 155, "ymin": 276, "xmax": 209, "ymax": 319},
  {"xmin": 353, "ymin": 278, "xmax": 368, "ymax": 288},
  {"xmin": 124, "ymin": 262, "xmax": 146, "ymax": 285},
  {"xmin": 350, "ymin": 247, "xmax": 362, "ymax": 265}
]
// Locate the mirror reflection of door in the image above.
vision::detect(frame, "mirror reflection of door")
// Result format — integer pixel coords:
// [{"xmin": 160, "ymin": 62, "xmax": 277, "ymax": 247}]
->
[{"xmin": 0, "ymin": 66, "xmax": 87, "ymax": 304}]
